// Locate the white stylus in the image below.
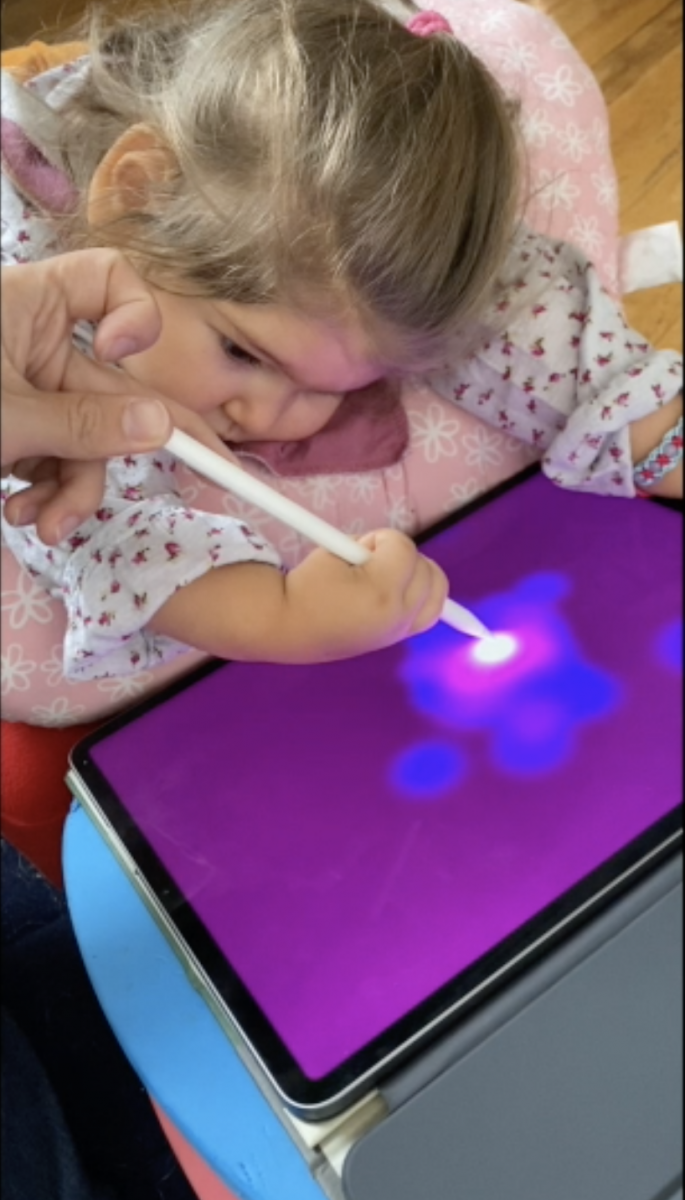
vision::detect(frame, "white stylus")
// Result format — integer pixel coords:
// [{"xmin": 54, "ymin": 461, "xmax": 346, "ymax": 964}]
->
[{"xmin": 166, "ymin": 428, "xmax": 491, "ymax": 639}]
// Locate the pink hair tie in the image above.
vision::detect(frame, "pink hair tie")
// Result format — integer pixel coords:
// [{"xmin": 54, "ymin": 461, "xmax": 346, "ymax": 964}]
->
[{"xmin": 406, "ymin": 10, "xmax": 453, "ymax": 37}]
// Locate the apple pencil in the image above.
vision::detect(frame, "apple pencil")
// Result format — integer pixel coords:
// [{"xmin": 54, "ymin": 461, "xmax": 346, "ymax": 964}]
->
[{"xmin": 165, "ymin": 429, "xmax": 491, "ymax": 640}]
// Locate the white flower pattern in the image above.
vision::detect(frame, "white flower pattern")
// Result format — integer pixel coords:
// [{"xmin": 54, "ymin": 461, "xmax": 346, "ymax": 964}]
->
[
  {"xmin": 220, "ymin": 494, "xmax": 274, "ymax": 533},
  {"xmin": 591, "ymin": 170, "xmax": 617, "ymax": 209},
  {"xmin": 386, "ymin": 497, "xmax": 415, "ymax": 533},
  {"xmin": 409, "ymin": 403, "xmax": 462, "ymax": 464},
  {"xmin": 300, "ymin": 476, "xmax": 340, "ymax": 511},
  {"xmin": 1, "ymin": 568, "xmax": 55, "ymax": 629},
  {"xmin": 556, "ymin": 123, "xmax": 591, "ymax": 163},
  {"xmin": 479, "ymin": 8, "xmax": 511, "ymax": 32},
  {"xmin": 2, "ymin": 644, "xmax": 37, "ymax": 695},
  {"xmin": 535, "ymin": 65, "xmax": 583, "ymax": 106},
  {"xmin": 31, "ymin": 696, "xmax": 87, "ymax": 726},
  {"xmin": 569, "ymin": 215, "xmax": 604, "ymax": 259},
  {"xmin": 96, "ymin": 672, "xmax": 155, "ymax": 703},
  {"xmin": 462, "ymin": 427, "xmax": 505, "ymax": 470},
  {"xmin": 535, "ymin": 168, "xmax": 581, "ymax": 212},
  {"xmin": 342, "ymin": 517, "xmax": 367, "ymax": 538},
  {"xmin": 444, "ymin": 480, "xmax": 482, "ymax": 513},
  {"xmin": 521, "ymin": 108, "xmax": 556, "ymax": 149},
  {"xmin": 499, "ymin": 40, "xmax": 538, "ymax": 74},
  {"xmin": 385, "ymin": 465, "xmax": 405, "ymax": 485},
  {"xmin": 40, "ymin": 644, "xmax": 74, "ymax": 688},
  {"xmin": 347, "ymin": 475, "xmax": 382, "ymax": 504}
]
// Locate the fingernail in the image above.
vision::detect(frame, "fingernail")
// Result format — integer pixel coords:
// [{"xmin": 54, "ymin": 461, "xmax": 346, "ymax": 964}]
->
[
  {"xmin": 5, "ymin": 502, "xmax": 39, "ymax": 527},
  {"xmin": 55, "ymin": 514, "xmax": 82, "ymax": 542},
  {"xmin": 105, "ymin": 336, "xmax": 141, "ymax": 362},
  {"xmin": 121, "ymin": 398, "xmax": 170, "ymax": 444}
]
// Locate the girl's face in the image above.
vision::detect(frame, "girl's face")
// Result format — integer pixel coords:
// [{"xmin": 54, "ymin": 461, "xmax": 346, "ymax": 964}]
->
[{"xmin": 118, "ymin": 285, "xmax": 392, "ymax": 444}]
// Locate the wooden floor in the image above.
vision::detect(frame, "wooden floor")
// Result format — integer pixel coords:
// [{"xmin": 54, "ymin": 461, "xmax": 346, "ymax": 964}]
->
[
  {"xmin": 533, "ymin": 0, "xmax": 682, "ymax": 350},
  {"xmin": 2, "ymin": 0, "xmax": 682, "ymax": 351}
]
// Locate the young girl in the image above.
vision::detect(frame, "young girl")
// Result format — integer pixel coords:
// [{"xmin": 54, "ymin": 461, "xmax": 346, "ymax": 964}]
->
[{"xmin": 1, "ymin": 0, "xmax": 682, "ymax": 724}]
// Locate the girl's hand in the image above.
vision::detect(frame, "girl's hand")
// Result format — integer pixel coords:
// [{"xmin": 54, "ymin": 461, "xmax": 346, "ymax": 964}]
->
[
  {"xmin": 281, "ymin": 530, "xmax": 449, "ymax": 660},
  {"xmin": 150, "ymin": 530, "xmax": 449, "ymax": 663}
]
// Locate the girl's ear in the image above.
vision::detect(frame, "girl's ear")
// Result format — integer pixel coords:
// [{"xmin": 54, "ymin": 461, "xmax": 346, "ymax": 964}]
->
[{"xmin": 86, "ymin": 124, "xmax": 177, "ymax": 226}]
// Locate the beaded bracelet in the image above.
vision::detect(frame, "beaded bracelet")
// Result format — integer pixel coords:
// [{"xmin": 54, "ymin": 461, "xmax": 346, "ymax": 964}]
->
[{"xmin": 633, "ymin": 415, "xmax": 683, "ymax": 489}]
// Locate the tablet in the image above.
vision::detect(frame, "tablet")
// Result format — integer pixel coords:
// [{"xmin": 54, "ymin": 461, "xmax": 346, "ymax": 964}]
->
[{"xmin": 68, "ymin": 470, "xmax": 682, "ymax": 1120}]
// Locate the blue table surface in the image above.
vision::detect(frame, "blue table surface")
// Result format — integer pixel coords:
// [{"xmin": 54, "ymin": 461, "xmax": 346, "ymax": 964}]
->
[{"xmin": 63, "ymin": 804, "xmax": 325, "ymax": 1200}]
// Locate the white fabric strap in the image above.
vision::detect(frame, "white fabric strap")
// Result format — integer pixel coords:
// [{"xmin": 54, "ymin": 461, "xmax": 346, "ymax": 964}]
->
[{"xmin": 619, "ymin": 221, "xmax": 683, "ymax": 294}]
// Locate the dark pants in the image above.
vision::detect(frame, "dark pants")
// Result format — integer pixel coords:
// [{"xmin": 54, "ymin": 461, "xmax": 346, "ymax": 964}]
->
[{"xmin": 1, "ymin": 839, "xmax": 197, "ymax": 1200}]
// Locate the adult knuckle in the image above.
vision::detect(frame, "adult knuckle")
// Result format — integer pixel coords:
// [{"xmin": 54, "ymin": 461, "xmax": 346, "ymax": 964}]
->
[{"xmin": 66, "ymin": 394, "xmax": 101, "ymax": 450}]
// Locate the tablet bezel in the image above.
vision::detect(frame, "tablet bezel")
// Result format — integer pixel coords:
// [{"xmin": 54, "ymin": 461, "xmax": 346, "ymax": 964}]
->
[{"xmin": 67, "ymin": 467, "xmax": 683, "ymax": 1118}]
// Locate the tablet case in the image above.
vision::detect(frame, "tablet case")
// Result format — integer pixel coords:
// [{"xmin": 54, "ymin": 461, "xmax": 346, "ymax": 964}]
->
[{"xmin": 341, "ymin": 853, "xmax": 683, "ymax": 1200}]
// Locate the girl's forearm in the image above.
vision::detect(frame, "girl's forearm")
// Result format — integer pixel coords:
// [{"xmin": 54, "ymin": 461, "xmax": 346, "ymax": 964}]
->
[
  {"xmin": 146, "ymin": 531, "xmax": 447, "ymax": 665},
  {"xmin": 147, "ymin": 559, "xmax": 370, "ymax": 664},
  {"xmin": 147, "ymin": 562, "xmax": 294, "ymax": 661}
]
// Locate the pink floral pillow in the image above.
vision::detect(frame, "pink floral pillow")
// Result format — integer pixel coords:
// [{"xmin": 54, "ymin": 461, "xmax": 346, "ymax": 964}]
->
[
  {"xmin": 438, "ymin": 0, "xmax": 619, "ymax": 293},
  {"xmin": 1, "ymin": 0, "xmax": 620, "ymax": 725}
]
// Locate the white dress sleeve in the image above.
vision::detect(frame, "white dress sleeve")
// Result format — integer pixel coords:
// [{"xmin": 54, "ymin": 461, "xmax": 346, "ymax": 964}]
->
[
  {"xmin": 429, "ymin": 229, "xmax": 683, "ymax": 496},
  {"xmin": 1, "ymin": 453, "xmax": 281, "ymax": 680}
]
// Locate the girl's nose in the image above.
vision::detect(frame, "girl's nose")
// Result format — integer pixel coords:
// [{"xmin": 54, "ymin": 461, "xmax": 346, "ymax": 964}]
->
[{"xmin": 225, "ymin": 375, "xmax": 296, "ymax": 439}]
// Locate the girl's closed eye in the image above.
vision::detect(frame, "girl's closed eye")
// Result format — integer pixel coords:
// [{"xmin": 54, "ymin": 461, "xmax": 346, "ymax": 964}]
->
[{"xmin": 220, "ymin": 337, "xmax": 260, "ymax": 367}]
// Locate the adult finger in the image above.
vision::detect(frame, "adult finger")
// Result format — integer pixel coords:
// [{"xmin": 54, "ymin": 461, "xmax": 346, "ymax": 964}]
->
[
  {"xmin": 33, "ymin": 460, "xmax": 109, "ymax": 546},
  {"xmin": 62, "ymin": 350, "xmax": 240, "ymax": 464},
  {"xmin": 3, "ymin": 477, "xmax": 61, "ymax": 529},
  {"xmin": 2, "ymin": 253, "xmax": 163, "ymax": 393},
  {"xmin": 3, "ymin": 387, "xmax": 172, "ymax": 466},
  {"xmin": 53, "ymin": 249, "xmax": 163, "ymax": 361},
  {"xmin": 3, "ymin": 462, "xmax": 107, "ymax": 545}
]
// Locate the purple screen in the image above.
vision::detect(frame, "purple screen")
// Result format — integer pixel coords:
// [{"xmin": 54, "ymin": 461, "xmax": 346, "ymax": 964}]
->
[{"xmin": 90, "ymin": 476, "xmax": 682, "ymax": 1079}]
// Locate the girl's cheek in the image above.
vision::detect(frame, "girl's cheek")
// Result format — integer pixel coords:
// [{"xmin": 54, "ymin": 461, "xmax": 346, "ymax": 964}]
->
[{"xmin": 299, "ymin": 399, "xmax": 342, "ymax": 439}]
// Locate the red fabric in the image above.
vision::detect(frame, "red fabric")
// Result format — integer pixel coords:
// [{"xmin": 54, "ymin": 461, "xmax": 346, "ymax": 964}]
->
[
  {"xmin": 1, "ymin": 718, "xmax": 102, "ymax": 887},
  {"xmin": 0, "ymin": 116, "xmax": 79, "ymax": 214},
  {"xmin": 229, "ymin": 379, "xmax": 409, "ymax": 477}
]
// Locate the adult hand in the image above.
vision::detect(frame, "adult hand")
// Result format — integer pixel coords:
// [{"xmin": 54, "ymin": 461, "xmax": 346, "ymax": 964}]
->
[{"xmin": 2, "ymin": 249, "xmax": 233, "ymax": 544}]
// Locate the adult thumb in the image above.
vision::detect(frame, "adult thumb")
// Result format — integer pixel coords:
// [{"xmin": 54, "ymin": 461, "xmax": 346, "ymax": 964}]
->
[{"xmin": 34, "ymin": 391, "xmax": 173, "ymax": 461}]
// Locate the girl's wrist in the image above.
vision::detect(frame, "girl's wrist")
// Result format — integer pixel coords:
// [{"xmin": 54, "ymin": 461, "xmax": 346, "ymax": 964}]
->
[
  {"xmin": 629, "ymin": 394, "xmax": 683, "ymax": 497},
  {"xmin": 633, "ymin": 413, "xmax": 683, "ymax": 492}
]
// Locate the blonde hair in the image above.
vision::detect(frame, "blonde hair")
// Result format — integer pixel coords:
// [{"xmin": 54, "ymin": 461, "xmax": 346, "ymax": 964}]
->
[{"xmin": 58, "ymin": 0, "xmax": 521, "ymax": 359}]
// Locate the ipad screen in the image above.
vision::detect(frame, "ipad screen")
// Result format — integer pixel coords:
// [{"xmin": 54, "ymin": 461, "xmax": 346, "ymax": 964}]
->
[{"xmin": 76, "ymin": 473, "xmax": 682, "ymax": 1103}]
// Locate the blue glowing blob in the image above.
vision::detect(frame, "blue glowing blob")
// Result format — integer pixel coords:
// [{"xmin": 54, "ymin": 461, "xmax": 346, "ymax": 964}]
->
[
  {"xmin": 493, "ymin": 569, "xmax": 569, "ymax": 610},
  {"xmin": 390, "ymin": 741, "xmax": 468, "ymax": 800},
  {"xmin": 493, "ymin": 696, "xmax": 573, "ymax": 775},
  {"xmin": 654, "ymin": 618, "xmax": 682, "ymax": 674},
  {"xmin": 396, "ymin": 572, "xmax": 621, "ymax": 779},
  {"xmin": 409, "ymin": 620, "xmax": 457, "ymax": 656},
  {"xmin": 557, "ymin": 658, "xmax": 619, "ymax": 721}
]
